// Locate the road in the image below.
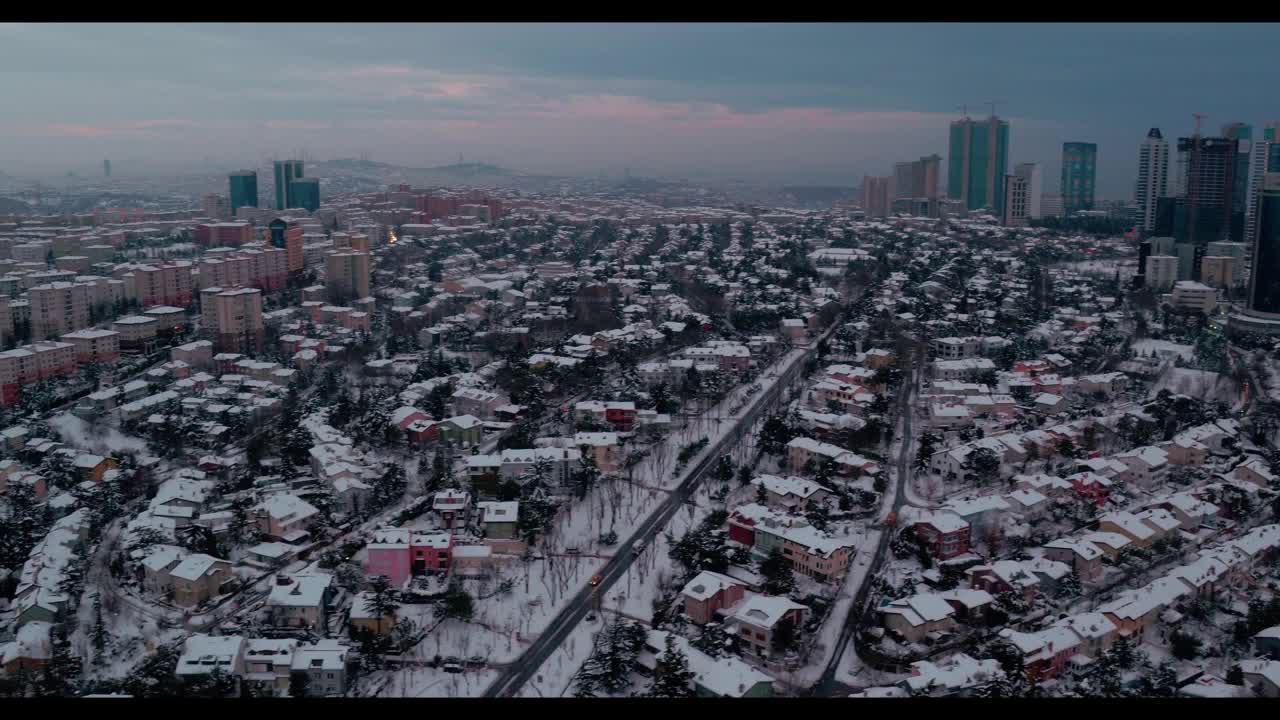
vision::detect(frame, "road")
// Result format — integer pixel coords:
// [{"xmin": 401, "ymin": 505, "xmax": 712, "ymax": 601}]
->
[
  {"xmin": 810, "ymin": 363, "xmax": 919, "ymax": 696},
  {"xmin": 483, "ymin": 326, "xmax": 837, "ymax": 697}
]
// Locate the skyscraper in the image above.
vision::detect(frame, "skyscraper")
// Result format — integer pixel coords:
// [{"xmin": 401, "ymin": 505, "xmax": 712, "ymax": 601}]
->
[
  {"xmin": 273, "ymin": 160, "xmax": 304, "ymax": 210},
  {"xmin": 948, "ymin": 114, "xmax": 1010, "ymax": 214},
  {"xmin": 292, "ymin": 177, "xmax": 321, "ymax": 212},
  {"xmin": 1014, "ymin": 162, "xmax": 1043, "ymax": 219},
  {"xmin": 103, "ymin": 159, "xmax": 111, "ymax": 177},
  {"xmin": 1230, "ymin": 172, "xmax": 1280, "ymax": 336},
  {"xmin": 229, "ymin": 170, "xmax": 259, "ymax": 211},
  {"xmin": 1002, "ymin": 174, "xmax": 1030, "ymax": 227},
  {"xmin": 1135, "ymin": 128, "xmax": 1170, "ymax": 234},
  {"xmin": 1165, "ymin": 135, "xmax": 1239, "ymax": 280},
  {"xmin": 893, "ymin": 162, "xmax": 914, "ymax": 199},
  {"xmin": 1061, "ymin": 142, "xmax": 1097, "ymax": 214},
  {"xmin": 1245, "ymin": 122, "xmax": 1280, "ymax": 248},
  {"xmin": 913, "ymin": 154, "xmax": 942, "ymax": 200},
  {"xmin": 862, "ymin": 176, "xmax": 893, "ymax": 218},
  {"xmin": 1222, "ymin": 123, "xmax": 1253, "ymax": 242}
]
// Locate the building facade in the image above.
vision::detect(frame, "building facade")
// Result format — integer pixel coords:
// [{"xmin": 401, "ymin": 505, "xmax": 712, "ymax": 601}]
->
[
  {"xmin": 1061, "ymin": 142, "xmax": 1098, "ymax": 214},
  {"xmin": 229, "ymin": 170, "xmax": 259, "ymax": 211},
  {"xmin": 948, "ymin": 114, "xmax": 1010, "ymax": 214},
  {"xmin": 273, "ymin": 160, "xmax": 304, "ymax": 210}
]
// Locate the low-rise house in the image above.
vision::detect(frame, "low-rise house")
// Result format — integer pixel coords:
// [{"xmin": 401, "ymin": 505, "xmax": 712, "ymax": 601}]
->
[
  {"xmin": 1234, "ymin": 457, "xmax": 1277, "ymax": 488},
  {"xmin": 881, "ymin": 593, "xmax": 958, "ymax": 644},
  {"xmin": 786, "ymin": 436, "xmax": 880, "ymax": 477},
  {"xmin": 1098, "ymin": 576, "xmax": 1190, "ymax": 641},
  {"xmin": 476, "ymin": 500, "xmax": 518, "ymax": 539},
  {"xmin": 750, "ymin": 474, "xmax": 830, "ymax": 512},
  {"xmin": 967, "ymin": 561, "xmax": 1040, "ymax": 603},
  {"xmin": 898, "ymin": 653, "xmax": 1003, "ymax": 698},
  {"xmin": 913, "ymin": 512, "xmax": 971, "ymax": 561},
  {"xmin": 438, "ymin": 414, "xmax": 483, "ymax": 447},
  {"xmin": 1066, "ymin": 472, "xmax": 1112, "ymax": 507},
  {"xmin": 1253, "ymin": 626, "xmax": 1280, "ymax": 659},
  {"xmin": 1239, "ymin": 659, "xmax": 1280, "ymax": 698},
  {"xmin": 1098, "ymin": 511, "xmax": 1159, "ymax": 549},
  {"xmin": 727, "ymin": 594, "xmax": 810, "ymax": 661},
  {"xmin": 1134, "ymin": 508, "xmax": 1182, "ymax": 542},
  {"xmin": 175, "ymin": 634, "xmax": 246, "ymax": 692},
  {"xmin": 1, "ymin": 621, "xmax": 52, "ymax": 676},
  {"xmin": 432, "ymin": 489, "xmax": 471, "ymax": 529},
  {"xmin": 680, "ymin": 570, "xmax": 747, "ymax": 625},
  {"xmin": 349, "ymin": 592, "xmax": 397, "ymax": 636},
  {"xmin": 1043, "ymin": 538, "xmax": 1104, "ymax": 583},
  {"xmin": 290, "ymin": 640, "xmax": 350, "ymax": 697},
  {"xmin": 637, "ymin": 630, "xmax": 775, "ymax": 697},
  {"xmin": 267, "ymin": 573, "xmax": 334, "ymax": 630},
  {"xmin": 170, "ymin": 554, "xmax": 232, "ymax": 608},
  {"xmin": 255, "ymin": 493, "xmax": 319, "ymax": 541},
  {"xmin": 997, "ymin": 626, "xmax": 1080, "ymax": 682},
  {"xmin": 1159, "ymin": 492, "xmax": 1220, "ymax": 530},
  {"xmin": 1114, "ymin": 446, "xmax": 1169, "ymax": 490},
  {"xmin": 777, "ymin": 525, "xmax": 857, "ymax": 584},
  {"xmin": 1056, "ymin": 612, "xmax": 1119, "ymax": 659},
  {"xmin": 942, "ymin": 495, "xmax": 1010, "ymax": 539},
  {"xmin": 243, "ymin": 638, "xmax": 299, "ymax": 696},
  {"xmin": 138, "ymin": 544, "xmax": 186, "ymax": 597},
  {"xmin": 363, "ymin": 529, "xmax": 452, "ymax": 587},
  {"xmin": 574, "ymin": 431, "xmax": 623, "ymax": 474},
  {"xmin": 1004, "ymin": 488, "xmax": 1050, "ymax": 521},
  {"xmin": 1081, "ymin": 531, "xmax": 1132, "ymax": 560}
]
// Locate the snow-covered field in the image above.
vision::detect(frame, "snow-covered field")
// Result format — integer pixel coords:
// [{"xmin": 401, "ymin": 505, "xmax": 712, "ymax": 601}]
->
[
  {"xmin": 1152, "ymin": 367, "xmax": 1238, "ymax": 404},
  {"xmin": 1130, "ymin": 339, "xmax": 1194, "ymax": 362}
]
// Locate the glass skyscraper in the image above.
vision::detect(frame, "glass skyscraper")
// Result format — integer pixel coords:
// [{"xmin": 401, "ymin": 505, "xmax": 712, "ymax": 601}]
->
[
  {"xmin": 292, "ymin": 177, "xmax": 321, "ymax": 212},
  {"xmin": 273, "ymin": 160, "xmax": 304, "ymax": 210},
  {"xmin": 1249, "ymin": 173, "xmax": 1280, "ymax": 315},
  {"xmin": 1061, "ymin": 142, "xmax": 1097, "ymax": 214},
  {"xmin": 229, "ymin": 170, "xmax": 258, "ymax": 211},
  {"xmin": 947, "ymin": 115, "xmax": 1009, "ymax": 214}
]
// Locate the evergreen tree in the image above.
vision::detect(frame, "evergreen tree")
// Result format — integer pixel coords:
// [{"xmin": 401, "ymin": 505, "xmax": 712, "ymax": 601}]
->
[
  {"xmin": 758, "ymin": 546, "xmax": 796, "ymax": 596},
  {"xmin": 436, "ymin": 578, "xmax": 475, "ymax": 623},
  {"xmin": 367, "ymin": 575, "xmax": 400, "ymax": 635},
  {"xmin": 648, "ymin": 634, "xmax": 696, "ymax": 698},
  {"xmin": 288, "ymin": 671, "xmax": 310, "ymax": 698}
]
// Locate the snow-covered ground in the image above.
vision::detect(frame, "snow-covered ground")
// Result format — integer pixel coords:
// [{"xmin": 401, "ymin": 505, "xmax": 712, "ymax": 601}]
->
[
  {"xmin": 1131, "ymin": 338, "xmax": 1194, "ymax": 362},
  {"xmin": 1152, "ymin": 367, "xmax": 1238, "ymax": 404}
]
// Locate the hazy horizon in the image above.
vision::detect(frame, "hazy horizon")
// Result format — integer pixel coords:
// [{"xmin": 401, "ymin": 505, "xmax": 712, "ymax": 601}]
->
[{"xmin": 3, "ymin": 23, "xmax": 1278, "ymax": 199}]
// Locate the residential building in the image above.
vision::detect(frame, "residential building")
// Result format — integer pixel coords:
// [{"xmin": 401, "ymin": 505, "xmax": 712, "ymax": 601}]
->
[
  {"xmin": 914, "ymin": 512, "xmax": 971, "ymax": 560},
  {"xmin": 1015, "ymin": 162, "xmax": 1043, "ymax": 218},
  {"xmin": 1231, "ymin": 173, "xmax": 1280, "ymax": 336},
  {"xmin": 363, "ymin": 529, "xmax": 452, "ymax": 587},
  {"xmin": 728, "ymin": 595, "xmax": 810, "ymax": 661},
  {"xmin": 61, "ymin": 328, "xmax": 120, "ymax": 364},
  {"xmin": 680, "ymin": 570, "xmax": 747, "ymax": 625},
  {"xmin": 1002, "ymin": 173, "xmax": 1030, "ymax": 226},
  {"xmin": 201, "ymin": 286, "xmax": 264, "ymax": 354},
  {"xmin": 1200, "ymin": 255, "xmax": 1235, "ymax": 289},
  {"xmin": 29, "ymin": 282, "xmax": 91, "ymax": 340},
  {"xmin": 290, "ymin": 640, "xmax": 350, "ymax": 697},
  {"xmin": 170, "ymin": 554, "xmax": 232, "ymax": 608},
  {"xmin": 637, "ymin": 630, "xmax": 775, "ymax": 698},
  {"xmin": 1145, "ymin": 254, "xmax": 1179, "ymax": 291},
  {"xmin": 266, "ymin": 573, "xmax": 333, "ymax": 630},
  {"xmin": 862, "ymin": 175, "xmax": 893, "ymax": 218},
  {"xmin": 1245, "ymin": 122, "xmax": 1280, "ymax": 248},
  {"xmin": 1136, "ymin": 128, "xmax": 1171, "ymax": 233},
  {"xmin": 292, "ymin": 178, "xmax": 321, "ymax": 212},
  {"xmin": 1170, "ymin": 280, "xmax": 1217, "ymax": 314},
  {"xmin": 1061, "ymin": 142, "xmax": 1098, "ymax": 214},
  {"xmin": 324, "ymin": 251, "xmax": 371, "ymax": 303}
]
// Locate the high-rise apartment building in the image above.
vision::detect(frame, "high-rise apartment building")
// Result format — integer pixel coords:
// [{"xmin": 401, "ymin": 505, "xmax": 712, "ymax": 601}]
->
[
  {"xmin": 229, "ymin": 170, "xmax": 259, "ymax": 211},
  {"xmin": 1145, "ymin": 255, "xmax": 1180, "ymax": 291},
  {"xmin": 1061, "ymin": 142, "xmax": 1097, "ymax": 214},
  {"xmin": 201, "ymin": 286, "xmax": 264, "ymax": 353},
  {"xmin": 29, "ymin": 282, "xmax": 92, "ymax": 340},
  {"xmin": 292, "ymin": 177, "xmax": 321, "ymax": 212},
  {"xmin": 1200, "ymin": 255, "xmax": 1235, "ymax": 289},
  {"xmin": 1223, "ymin": 123, "xmax": 1253, "ymax": 242},
  {"xmin": 1245, "ymin": 122, "xmax": 1280, "ymax": 249},
  {"xmin": 893, "ymin": 163, "xmax": 914, "ymax": 199},
  {"xmin": 1040, "ymin": 195, "xmax": 1064, "ymax": 218},
  {"xmin": 1014, "ymin": 163, "xmax": 1043, "ymax": 219},
  {"xmin": 1002, "ymin": 174, "xmax": 1030, "ymax": 227},
  {"xmin": 273, "ymin": 160, "xmax": 304, "ymax": 210},
  {"xmin": 862, "ymin": 175, "xmax": 893, "ymax": 218},
  {"xmin": 324, "ymin": 251, "xmax": 372, "ymax": 303},
  {"xmin": 268, "ymin": 218, "xmax": 305, "ymax": 274},
  {"xmin": 1135, "ymin": 128, "xmax": 1170, "ymax": 234},
  {"xmin": 1231, "ymin": 173, "xmax": 1280, "ymax": 336},
  {"xmin": 913, "ymin": 154, "xmax": 942, "ymax": 200},
  {"xmin": 104, "ymin": 159, "xmax": 111, "ymax": 177},
  {"xmin": 948, "ymin": 114, "xmax": 1010, "ymax": 214},
  {"xmin": 135, "ymin": 261, "xmax": 194, "ymax": 308},
  {"xmin": 1163, "ymin": 135, "xmax": 1240, "ymax": 280},
  {"xmin": 203, "ymin": 193, "xmax": 229, "ymax": 220}
]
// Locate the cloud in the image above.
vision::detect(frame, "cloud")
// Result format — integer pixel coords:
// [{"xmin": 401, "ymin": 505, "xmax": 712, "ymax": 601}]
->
[{"xmin": 16, "ymin": 118, "xmax": 200, "ymax": 137}]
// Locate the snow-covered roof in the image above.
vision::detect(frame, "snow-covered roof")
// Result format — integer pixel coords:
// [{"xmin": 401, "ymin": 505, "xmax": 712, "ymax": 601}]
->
[
  {"xmin": 268, "ymin": 573, "xmax": 332, "ymax": 608},
  {"xmin": 169, "ymin": 553, "xmax": 227, "ymax": 582},
  {"xmin": 177, "ymin": 634, "xmax": 245, "ymax": 676},
  {"xmin": 730, "ymin": 594, "xmax": 808, "ymax": 629}
]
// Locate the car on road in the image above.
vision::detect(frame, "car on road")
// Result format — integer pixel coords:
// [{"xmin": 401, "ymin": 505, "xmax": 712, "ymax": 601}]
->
[
  {"xmin": 466, "ymin": 656, "xmax": 488, "ymax": 668},
  {"xmin": 586, "ymin": 611, "xmax": 597, "ymax": 622},
  {"xmin": 443, "ymin": 659, "xmax": 464, "ymax": 674},
  {"xmin": 589, "ymin": 575, "xmax": 603, "ymax": 587},
  {"xmin": 565, "ymin": 547, "xmax": 581, "ymax": 555}
]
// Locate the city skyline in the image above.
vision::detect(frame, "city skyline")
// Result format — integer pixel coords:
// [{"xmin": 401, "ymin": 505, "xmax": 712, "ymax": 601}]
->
[{"xmin": 3, "ymin": 23, "xmax": 1280, "ymax": 198}]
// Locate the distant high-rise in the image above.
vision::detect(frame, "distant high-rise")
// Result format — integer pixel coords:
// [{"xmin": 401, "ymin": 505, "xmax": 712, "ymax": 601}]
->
[
  {"xmin": 948, "ymin": 114, "xmax": 1010, "ymax": 214},
  {"xmin": 1002, "ymin": 174, "xmax": 1030, "ymax": 227},
  {"xmin": 1222, "ymin": 123, "xmax": 1253, "ymax": 243},
  {"xmin": 1245, "ymin": 121, "xmax": 1280, "ymax": 248},
  {"xmin": 862, "ymin": 176, "xmax": 893, "ymax": 218},
  {"xmin": 103, "ymin": 159, "xmax": 111, "ymax": 177},
  {"xmin": 292, "ymin": 177, "xmax": 321, "ymax": 212},
  {"xmin": 229, "ymin": 170, "xmax": 259, "ymax": 211},
  {"xmin": 1014, "ymin": 162, "xmax": 1043, "ymax": 219},
  {"xmin": 273, "ymin": 160, "xmax": 304, "ymax": 210},
  {"xmin": 1061, "ymin": 142, "xmax": 1097, "ymax": 214},
  {"xmin": 893, "ymin": 162, "xmax": 914, "ymax": 199},
  {"xmin": 1160, "ymin": 134, "xmax": 1239, "ymax": 281},
  {"xmin": 1135, "ymin": 128, "xmax": 1170, "ymax": 234},
  {"xmin": 913, "ymin": 154, "xmax": 942, "ymax": 200},
  {"xmin": 1230, "ymin": 172, "xmax": 1280, "ymax": 336}
]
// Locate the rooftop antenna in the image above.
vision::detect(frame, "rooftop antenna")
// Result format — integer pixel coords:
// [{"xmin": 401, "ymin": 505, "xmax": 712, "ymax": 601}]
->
[
  {"xmin": 987, "ymin": 100, "xmax": 1006, "ymax": 118},
  {"xmin": 1192, "ymin": 112, "xmax": 1207, "ymax": 138}
]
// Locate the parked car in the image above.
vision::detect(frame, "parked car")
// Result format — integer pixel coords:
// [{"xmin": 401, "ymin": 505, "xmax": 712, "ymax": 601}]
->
[
  {"xmin": 443, "ymin": 656, "xmax": 464, "ymax": 673},
  {"xmin": 466, "ymin": 656, "xmax": 487, "ymax": 669}
]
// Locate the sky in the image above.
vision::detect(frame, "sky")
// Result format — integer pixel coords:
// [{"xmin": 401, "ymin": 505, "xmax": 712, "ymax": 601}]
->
[{"xmin": 2, "ymin": 23, "xmax": 1278, "ymax": 199}]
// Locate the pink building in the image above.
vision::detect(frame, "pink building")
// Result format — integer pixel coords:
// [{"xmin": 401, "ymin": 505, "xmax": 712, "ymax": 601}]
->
[
  {"xmin": 680, "ymin": 570, "xmax": 746, "ymax": 625},
  {"xmin": 363, "ymin": 529, "xmax": 452, "ymax": 587}
]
